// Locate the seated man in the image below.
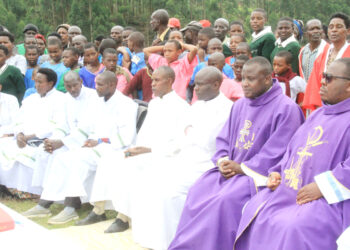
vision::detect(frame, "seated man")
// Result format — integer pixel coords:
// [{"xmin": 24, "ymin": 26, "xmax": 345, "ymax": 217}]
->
[
  {"xmin": 0, "ymin": 68, "xmax": 65, "ymax": 195},
  {"xmin": 234, "ymin": 58, "xmax": 350, "ymax": 250},
  {"xmin": 123, "ymin": 66, "xmax": 234, "ymax": 250},
  {"xmin": 75, "ymin": 66, "xmax": 190, "ymax": 228},
  {"xmin": 169, "ymin": 57, "xmax": 304, "ymax": 250},
  {"xmin": 23, "ymin": 71, "xmax": 138, "ymax": 224}
]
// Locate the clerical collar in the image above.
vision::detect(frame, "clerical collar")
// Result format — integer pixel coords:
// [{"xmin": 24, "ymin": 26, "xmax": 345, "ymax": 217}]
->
[
  {"xmin": 159, "ymin": 90, "xmax": 174, "ymax": 100},
  {"xmin": 247, "ymin": 79, "xmax": 282, "ymax": 106},
  {"xmin": 323, "ymin": 97, "xmax": 350, "ymax": 115},
  {"xmin": 275, "ymin": 35, "xmax": 297, "ymax": 48}
]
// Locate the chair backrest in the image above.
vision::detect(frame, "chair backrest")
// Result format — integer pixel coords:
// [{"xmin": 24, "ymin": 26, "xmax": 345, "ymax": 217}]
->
[{"xmin": 134, "ymin": 99, "xmax": 148, "ymax": 133}]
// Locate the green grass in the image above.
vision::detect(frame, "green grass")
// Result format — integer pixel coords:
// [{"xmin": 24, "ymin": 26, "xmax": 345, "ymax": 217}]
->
[{"xmin": 0, "ymin": 197, "xmax": 117, "ymax": 229}]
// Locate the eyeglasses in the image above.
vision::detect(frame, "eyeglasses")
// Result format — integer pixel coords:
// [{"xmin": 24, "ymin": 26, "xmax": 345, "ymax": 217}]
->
[{"xmin": 322, "ymin": 72, "xmax": 350, "ymax": 84}]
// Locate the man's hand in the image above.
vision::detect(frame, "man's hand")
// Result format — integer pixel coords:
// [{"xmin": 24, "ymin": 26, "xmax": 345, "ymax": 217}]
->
[
  {"xmin": 267, "ymin": 172, "xmax": 281, "ymax": 191},
  {"xmin": 44, "ymin": 139, "xmax": 64, "ymax": 153},
  {"xmin": 83, "ymin": 139, "xmax": 98, "ymax": 148},
  {"xmin": 296, "ymin": 182, "xmax": 323, "ymax": 205},
  {"xmin": 152, "ymin": 38, "xmax": 162, "ymax": 46},
  {"xmin": 124, "ymin": 146, "xmax": 151, "ymax": 158},
  {"xmin": 218, "ymin": 160, "xmax": 244, "ymax": 179},
  {"xmin": 16, "ymin": 133, "xmax": 27, "ymax": 148}
]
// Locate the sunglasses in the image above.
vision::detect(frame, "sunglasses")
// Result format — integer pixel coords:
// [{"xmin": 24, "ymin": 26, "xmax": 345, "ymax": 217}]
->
[{"xmin": 322, "ymin": 72, "xmax": 350, "ymax": 84}]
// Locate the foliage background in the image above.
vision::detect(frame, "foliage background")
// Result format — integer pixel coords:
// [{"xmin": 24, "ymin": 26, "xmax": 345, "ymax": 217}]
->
[{"xmin": 0, "ymin": 0, "xmax": 349, "ymax": 44}]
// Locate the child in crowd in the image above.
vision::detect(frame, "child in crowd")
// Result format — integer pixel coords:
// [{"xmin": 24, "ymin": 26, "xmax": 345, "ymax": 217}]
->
[
  {"xmin": 24, "ymin": 45, "xmax": 39, "ymax": 90},
  {"xmin": 41, "ymin": 39, "xmax": 68, "ymax": 87},
  {"xmin": 127, "ymin": 31, "xmax": 146, "ymax": 75},
  {"xmin": 56, "ymin": 47, "xmax": 81, "ymax": 92},
  {"xmin": 270, "ymin": 17, "xmax": 301, "ymax": 74},
  {"xmin": 143, "ymin": 39, "xmax": 198, "ymax": 100},
  {"xmin": 197, "ymin": 27, "xmax": 216, "ymax": 62},
  {"xmin": 249, "ymin": 8, "xmax": 276, "ymax": 60},
  {"xmin": 102, "ymin": 48, "xmax": 133, "ymax": 96},
  {"xmin": 229, "ymin": 20, "xmax": 245, "ymax": 36},
  {"xmin": 232, "ymin": 54, "xmax": 250, "ymax": 85},
  {"xmin": 225, "ymin": 34, "xmax": 246, "ymax": 65},
  {"xmin": 0, "ymin": 45, "xmax": 25, "ymax": 104},
  {"xmin": 79, "ymin": 43, "xmax": 105, "ymax": 88},
  {"xmin": 272, "ymin": 51, "xmax": 306, "ymax": 102},
  {"xmin": 236, "ymin": 42, "xmax": 252, "ymax": 58}
]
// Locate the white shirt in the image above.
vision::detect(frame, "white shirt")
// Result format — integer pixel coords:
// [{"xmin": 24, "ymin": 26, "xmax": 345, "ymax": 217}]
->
[
  {"xmin": 6, "ymin": 54, "xmax": 27, "ymax": 75},
  {"xmin": 0, "ymin": 92, "xmax": 19, "ymax": 136},
  {"xmin": 278, "ymin": 75, "xmax": 306, "ymax": 102}
]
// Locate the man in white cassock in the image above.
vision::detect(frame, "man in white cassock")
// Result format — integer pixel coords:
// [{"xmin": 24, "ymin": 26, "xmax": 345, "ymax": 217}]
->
[
  {"xmin": 0, "ymin": 68, "xmax": 65, "ymax": 195},
  {"xmin": 75, "ymin": 66, "xmax": 190, "ymax": 231},
  {"xmin": 23, "ymin": 71, "xmax": 97, "ymax": 218},
  {"xmin": 123, "ymin": 66, "xmax": 233, "ymax": 250},
  {"xmin": 23, "ymin": 71, "xmax": 138, "ymax": 224},
  {"xmin": 0, "ymin": 83, "xmax": 19, "ymax": 137}
]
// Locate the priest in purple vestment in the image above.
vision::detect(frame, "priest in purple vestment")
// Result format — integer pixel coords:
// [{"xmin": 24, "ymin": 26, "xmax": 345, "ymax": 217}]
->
[
  {"xmin": 169, "ymin": 57, "xmax": 305, "ymax": 250},
  {"xmin": 234, "ymin": 58, "xmax": 350, "ymax": 250}
]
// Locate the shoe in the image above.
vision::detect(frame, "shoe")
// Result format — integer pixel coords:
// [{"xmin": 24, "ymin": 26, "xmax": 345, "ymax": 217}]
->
[
  {"xmin": 48, "ymin": 209, "xmax": 79, "ymax": 225},
  {"xmin": 104, "ymin": 218, "xmax": 129, "ymax": 233},
  {"xmin": 75, "ymin": 211, "xmax": 107, "ymax": 226},
  {"xmin": 22, "ymin": 206, "xmax": 52, "ymax": 218}
]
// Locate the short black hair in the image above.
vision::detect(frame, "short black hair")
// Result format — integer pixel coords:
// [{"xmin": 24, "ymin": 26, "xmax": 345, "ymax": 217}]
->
[
  {"xmin": 329, "ymin": 12, "xmax": 350, "ymax": 29},
  {"xmin": 198, "ymin": 27, "xmax": 216, "ymax": 39},
  {"xmin": 48, "ymin": 32, "xmax": 62, "ymax": 40},
  {"xmin": 152, "ymin": 9, "xmax": 169, "ymax": 26},
  {"xmin": 48, "ymin": 38, "xmax": 62, "ymax": 48},
  {"xmin": 252, "ymin": 8, "xmax": 267, "ymax": 20},
  {"xmin": 166, "ymin": 39, "xmax": 182, "ymax": 50},
  {"xmin": 245, "ymin": 56, "xmax": 272, "ymax": 76},
  {"xmin": 95, "ymin": 35, "xmax": 105, "ymax": 42},
  {"xmin": 230, "ymin": 33, "xmax": 246, "ymax": 42},
  {"xmin": 236, "ymin": 54, "xmax": 250, "ymax": 63},
  {"xmin": 38, "ymin": 67, "xmax": 57, "ymax": 86},
  {"xmin": 0, "ymin": 31, "xmax": 14, "ymax": 43},
  {"xmin": 335, "ymin": 58, "xmax": 350, "ymax": 78},
  {"xmin": 230, "ymin": 20, "xmax": 244, "ymax": 29},
  {"xmin": 128, "ymin": 32, "xmax": 145, "ymax": 48},
  {"xmin": 103, "ymin": 48, "xmax": 118, "ymax": 57},
  {"xmin": 278, "ymin": 17, "xmax": 293, "ymax": 26},
  {"xmin": 275, "ymin": 51, "xmax": 293, "ymax": 65},
  {"xmin": 64, "ymin": 47, "xmax": 80, "ymax": 56},
  {"xmin": 0, "ymin": 44, "xmax": 9, "ymax": 55},
  {"xmin": 98, "ymin": 38, "xmax": 116, "ymax": 54},
  {"xmin": 84, "ymin": 42, "xmax": 98, "ymax": 52},
  {"xmin": 155, "ymin": 66, "xmax": 176, "ymax": 82},
  {"xmin": 25, "ymin": 45, "xmax": 39, "ymax": 54}
]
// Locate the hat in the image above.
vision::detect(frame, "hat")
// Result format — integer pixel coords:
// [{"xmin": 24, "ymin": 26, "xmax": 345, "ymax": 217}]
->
[
  {"xmin": 180, "ymin": 21, "xmax": 203, "ymax": 32},
  {"xmin": 23, "ymin": 24, "xmax": 39, "ymax": 34},
  {"xmin": 168, "ymin": 18, "xmax": 181, "ymax": 29},
  {"xmin": 56, "ymin": 24, "xmax": 70, "ymax": 32},
  {"xmin": 199, "ymin": 20, "xmax": 211, "ymax": 28}
]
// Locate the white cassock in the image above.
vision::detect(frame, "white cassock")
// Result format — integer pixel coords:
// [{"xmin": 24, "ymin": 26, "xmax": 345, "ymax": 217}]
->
[
  {"xmin": 31, "ymin": 86, "xmax": 98, "ymax": 189},
  {"xmin": 40, "ymin": 90, "xmax": 138, "ymax": 202},
  {"xmin": 0, "ymin": 88, "xmax": 65, "ymax": 195},
  {"xmin": 337, "ymin": 226, "xmax": 350, "ymax": 250},
  {"xmin": 126, "ymin": 93, "xmax": 232, "ymax": 250},
  {"xmin": 0, "ymin": 92, "xmax": 19, "ymax": 136},
  {"xmin": 89, "ymin": 91, "xmax": 190, "ymax": 208}
]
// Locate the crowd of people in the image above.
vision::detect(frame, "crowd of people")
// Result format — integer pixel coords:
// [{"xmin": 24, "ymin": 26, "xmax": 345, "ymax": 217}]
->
[{"xmin": 0, "ymin": 7, "xmax": 349, "ymax": 250}]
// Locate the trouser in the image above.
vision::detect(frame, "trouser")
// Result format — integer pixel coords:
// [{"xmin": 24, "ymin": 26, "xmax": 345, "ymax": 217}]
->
[{"xmin": 38, "ymin": 197, "xmax": 81, "ymax": 209}]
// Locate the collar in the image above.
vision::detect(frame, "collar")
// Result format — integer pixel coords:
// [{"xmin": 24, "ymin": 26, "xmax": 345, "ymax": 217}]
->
[
  {"xmin": 252, "ymin": 26, "xmax": 273, "ymax": 42},
  {"xmin": 275, "ymin": 35, "xmax": 298, "ymax": 47},
  {"xmin": 223, "ymin": 36, "xmax": 230, "ymax": 46},
  {"xmin": 40, "ymin": 87, "xmax": 56, "ymax": 98},
  {"xmin": 158, "ymin": 27, "xmax": 170, "ymax": 41},
  {"xmin": 323, "ymin": 97, "xmax": 350, "ymax": 115},
  {"xmin": 246, "ymin": 79, "xmax": 282, "ymax": 106},
  {"xmin": 0, "ymin": 63, "xmax": 8, "ymax": 75}
]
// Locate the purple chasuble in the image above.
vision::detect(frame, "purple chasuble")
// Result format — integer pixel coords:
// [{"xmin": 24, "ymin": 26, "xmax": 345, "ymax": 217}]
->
[
  {"xmin": 234, "ymin": 97, "xmax": 350, "ymax": 250},
  {"xmin": 169, "ymin": 79, "xmax": 304, "ymax": 250}
]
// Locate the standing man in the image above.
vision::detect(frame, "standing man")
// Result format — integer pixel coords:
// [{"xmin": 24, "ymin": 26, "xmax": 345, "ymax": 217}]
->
[
  {"xmin": 110, "ymin": 26, "xmax": 124, "ymax": 48},
  {"xmin": 150, "ymin": 9, "xmax": 171, "ymax": 46},
  {"xmin": 17, "ymin": 24, "xmax": 39, "ymax": 56},
  {"xmin": 169, "ymin": 57, "xmax": 304, "ymax": 250},
  {"xmin": 181, "ymin": 21, "xmax": 203, "ymax": 45},
  {"xmin": 214, "ymin": 18, "xmax": 232, "ymax": 57}
]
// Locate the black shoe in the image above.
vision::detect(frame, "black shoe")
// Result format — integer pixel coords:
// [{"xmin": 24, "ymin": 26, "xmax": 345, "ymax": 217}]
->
[
  {"xmin": 75, "ymin": 211, "xmax": 107, "ymax": 226},
  {"xmin": 104, "ymin": 218, "xmax": 129, "ymax": 233}
]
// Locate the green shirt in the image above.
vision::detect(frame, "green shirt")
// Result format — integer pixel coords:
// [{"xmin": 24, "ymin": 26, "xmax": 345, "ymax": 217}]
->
[
  {"xmin": 250, "ymin": 33, "xmax": 276, "ymax": 61},
  {"xmin": 270, "ymin": 41, "xmax": 301, "ymax": 74},
  {"xmin": 0, "ymin": 65, "xmax": 25, "ymax": 104},
  {"xmin": 56, "ymin": 68, "xmax": 81, "ymax": 93}
]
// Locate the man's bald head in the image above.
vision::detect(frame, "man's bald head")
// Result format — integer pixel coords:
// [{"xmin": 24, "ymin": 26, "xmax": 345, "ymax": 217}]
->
[
  {"xmin": 151, "ymin": 66, "xmax": 175, "ymax": 97},
  {"xmin": 214, "ymin": 18, "xmax": 229, "ymax": 41},
  {"xmin": 306, "ymin": 19, "xmax": 322, "ymax": 30},
  {"xmin": 64, "ymin": 71, "xmax": 83, "ymax": 98},
  {"xmin": 68, "ymin": 26, "xmax": 82, "ymax": 41},
  {"xmin": 110, "ymin": 26, "xmax": 124, "ymax": 43},
  {"xmin": 194, "ymin": 66, "xmax": 222, "ymax": 101},
  {"xmin": 73, "ymin": 35, "xmax": 87, "ymax": 43},
  {"xmin": 244, "ymin": 56, "xmax": 272, "ymax": 76},
  {"xmin": 208, "ymin": 52, "xmax": 225, "ymax": 72},
  {"xmin": 207, "ymin": 38, "xmax": 223, "ymax": 54},
  {"xmin": 155, "ymin": 65, "xmax": 176, "ymax": 82},
  {"xmin": 95, "ymin": 71, "xmax": 118, "ymax": 100}
]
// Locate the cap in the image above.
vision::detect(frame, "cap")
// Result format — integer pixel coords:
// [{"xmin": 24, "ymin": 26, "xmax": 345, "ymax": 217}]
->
[
  {"xmin": 56, "ymin": 24, "xmax": 70, "ymax": 32},
  {"xmin": 199, "ymin": 20, "xmax": 211, "ymax": 28},
  {"xmin": 23, "ymin": 24, "xmax": 39, "ymax": 34},
  {"xmin": 168, "ymin": 18, "xmax": 181, "ymax": 29},
  {"xmin": 180, "ymin": 21, "xmax": 203, "ymax": 32}
]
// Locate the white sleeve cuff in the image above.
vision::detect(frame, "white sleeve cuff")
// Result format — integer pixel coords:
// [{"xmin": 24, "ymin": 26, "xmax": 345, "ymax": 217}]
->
[
  {"xmin": 314, "ymin": 171, "xmax": 350, "ymax": 204},
  {"xmin": 241, "ymin": 163, "xmax": 268, "ymax": 187}
]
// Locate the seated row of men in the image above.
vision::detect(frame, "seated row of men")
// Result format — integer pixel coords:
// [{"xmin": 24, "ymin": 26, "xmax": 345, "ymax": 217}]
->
[{"xmin": 1, "ymin": 56, "xmax": 350, "ymax": 250}]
